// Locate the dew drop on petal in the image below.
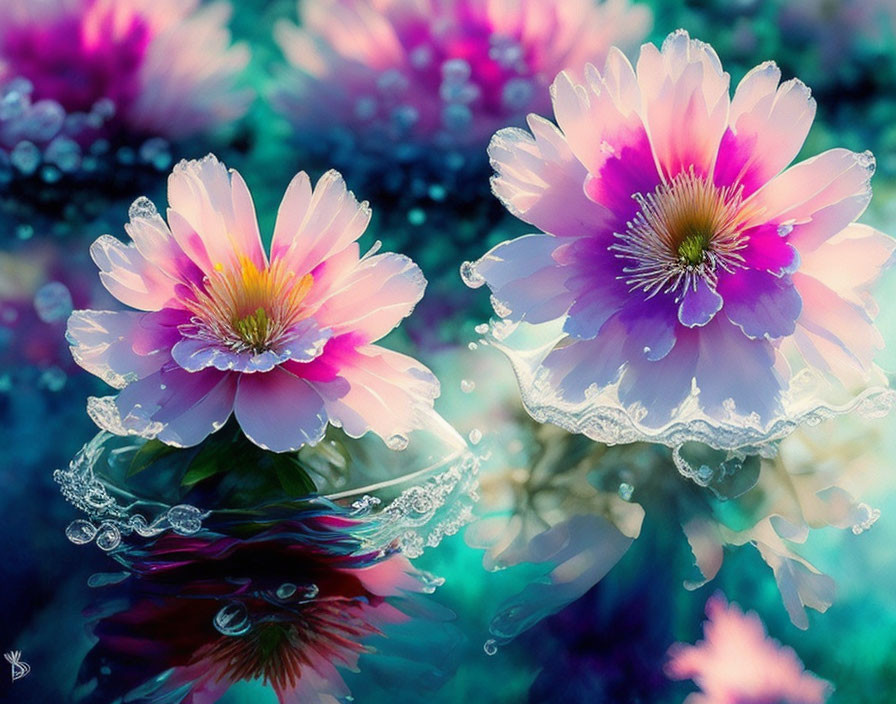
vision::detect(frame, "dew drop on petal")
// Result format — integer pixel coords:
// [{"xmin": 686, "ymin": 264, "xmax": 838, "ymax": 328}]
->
[
  {"xmin": 128, "ymin": 196, "xmax": 157, "ymax": 221},
  {"xmin": 460, "ymin": 261, "xmax": 485, "ymax": 288}
]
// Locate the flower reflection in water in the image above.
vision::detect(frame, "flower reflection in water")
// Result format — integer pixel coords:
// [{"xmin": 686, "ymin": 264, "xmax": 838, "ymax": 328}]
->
[{"xmin": 77, "ymin": 503, "xmax": 457, "ymax": 703}]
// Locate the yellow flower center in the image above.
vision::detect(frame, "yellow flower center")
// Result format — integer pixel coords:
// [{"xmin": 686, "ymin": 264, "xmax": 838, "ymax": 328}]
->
[{"xmin": 184, "ymin": 257, "xmax": 313, "ymax": 354}]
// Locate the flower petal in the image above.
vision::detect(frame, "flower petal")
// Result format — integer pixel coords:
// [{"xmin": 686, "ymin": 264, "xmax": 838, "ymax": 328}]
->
[
  {"xmin": 113, "ymin": 366, "xmax": 237, "ymax": 447},
  {"xmin": 310, "ymin": 250, "xmax": 426, "ymax": 342},
  {"xmin": 270, "ymin": 170, "xmax": 371, "ymax": 276},
  {"xmin": 234, "ymin": 367, "xmax": 327, "ymax": 451},
  {"xmin": 488, "ymin": 116, "xmax": 613, "ymax": 238},
  {"xmin": 167, "ymin": 155, "xmax": 266, "ymax": 272},
  {"xmin": 714, "ymin": 62, "xmax": 815, "ymax": 197},
  {"xmin": 477, "ymin": 234, "xmax": 577, "ymax": 325},
  {"xmin": 678, "ymin": 278, "xmax": 724, "ymax": 328},
  {"xmin": 750, "ymin": 148, "xmax": 875, "ymax": 253},
  {"xmin": 719, "ymin": 269, "xmax": 802, "ymax": 340},
  {"xmin": 67, "ymin": 310, "xmax": 170, "ymax": 389},
  {"xmin": 636, "ymin": 30, "xmax": 730, "ymax": 179},
  {"xmin": 694, "ymin": 317, "xmax": 783, "ymax": 422},
  {"xmin": 740, "ymin": 224, "xmax": 800, "ymax": 275},
  {"xmin": 310, "ymin": 345, "xmax": 439, "ymax": 441},
  {"xmin": 90, "ymin": 235, "xmax": 178, "ymax": 311}
]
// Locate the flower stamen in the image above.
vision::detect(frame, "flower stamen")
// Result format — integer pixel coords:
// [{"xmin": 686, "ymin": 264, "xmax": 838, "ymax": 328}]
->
[
  {"xmin": 183, "ymin": 256, "xmax": 313, "ymax": 354},
  {"xmin": 610, "ymin": 168, "xmax": 757, "ymax": 300}
]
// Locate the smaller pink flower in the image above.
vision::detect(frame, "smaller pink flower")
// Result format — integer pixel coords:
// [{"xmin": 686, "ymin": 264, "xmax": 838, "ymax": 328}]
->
[
  {"xmin": 666, "ymin": 594, "xmax": 832, "ymax": 704},
  {"xmin": 68, "ymin": 155, "xmax": 440, "ymax": 451}
]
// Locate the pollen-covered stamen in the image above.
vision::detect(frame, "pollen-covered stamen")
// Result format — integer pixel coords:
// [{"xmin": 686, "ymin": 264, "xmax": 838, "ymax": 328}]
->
[
  {"xmin": 610, "ymin": 168, "xmax": 757, "ymax": 300},
  {"xmin": 183, "ymin": 257, "xmax": 313, "ymax": 354}
]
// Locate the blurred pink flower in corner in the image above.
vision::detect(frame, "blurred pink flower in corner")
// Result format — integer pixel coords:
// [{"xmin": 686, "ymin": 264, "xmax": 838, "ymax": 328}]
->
[
  {"xmin": 67, "ymin": 155, "xmax": 439, "ymax": 452},
  {"xmin": 273, "ymin": 0, "xmax": 652, "ymax": 151},
  {"xmin": 666, "ymin": 594, "xmax": 832, "ymax": 704},
  {"xmin": 0, "ymin": 0, "xmax": 251, "ymax": 141}
]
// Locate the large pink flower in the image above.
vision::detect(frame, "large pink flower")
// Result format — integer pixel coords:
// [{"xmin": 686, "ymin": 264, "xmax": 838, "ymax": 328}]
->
[
  {"xmin": 666, "ymin": 594, "xmax": 831, "ymax": 704},
  {"xmin": 67, "ymin": 155, "xmax": 440, "ymax": 451},
  {"xmin": 470, "ymin": 30, "xmax": 894, "ymax": 447},
  {"xmin": 273, "ymin": 0, "xmax": 651, "ymax": 151},
  {"xmin": 0, "ymin": 0, "xmax": 250, "ymax": 142}
]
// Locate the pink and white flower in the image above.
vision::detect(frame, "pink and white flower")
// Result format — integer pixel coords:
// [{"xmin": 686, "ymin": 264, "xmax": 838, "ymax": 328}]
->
[
  {"xmin": 666, "ymin": 594, "xmax": 832, "ymax": 704},
  {"xmin": 273, "ymin": 0, "xmax": 651, "ymax": 152},
  {"xmin": 469, "ymin": 30, "xmax": 895, "ymax": 448},
  {"xmin": 0, "ymin": 0, "xmax": 250, "ymax": 141},
  {"xmin": 67, "ymin": 155, "xmax": 440, "ymax": 452}
]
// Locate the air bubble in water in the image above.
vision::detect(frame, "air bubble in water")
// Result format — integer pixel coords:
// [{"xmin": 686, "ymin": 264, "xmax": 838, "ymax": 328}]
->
[
  {"xmin": 214, "ymin": 602, "xmax": 251, "ymax": 636},
  {"xmin": 66, "ymin": 519, "xmax": 97, "ymax": 545},
  {"xmin": 618, "ymin": 482, "xmax": 634, "ymax": 502},
  {"xmin": 468, "ymin": 428, "xmax": 482, "ymax": 445},
  {"xmin": 95, "ymin": 523, "xmax": 121, "ymax": 551},
  {"xmin": 474, "ymin": 323, "xmax": 489, "ymax": 335},
  {"xmin": 167, "ymin": 504, "xmax": 204, "ymax": 535},
  {"xmin": 483, "ymin": 639, "xmax": 498, "ymax": 656},
  {"xmin": 460, "ymin": 379, "xmax": 476, "ymax": 393}
]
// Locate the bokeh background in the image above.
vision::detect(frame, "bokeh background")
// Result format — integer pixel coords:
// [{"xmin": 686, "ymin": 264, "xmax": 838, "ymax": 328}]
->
[{"xmin": 3, "ymin": 0, "xmax": 896, "ymax": 702}]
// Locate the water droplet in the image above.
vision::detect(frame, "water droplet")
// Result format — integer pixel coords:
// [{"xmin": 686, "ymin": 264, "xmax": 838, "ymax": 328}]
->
[
  {"xmin": 167, "ymin": 504, "xmax": 204, "ymax": 535},
  {"xmin": 11, "ymin": 140, "xmax": 40, "ymax": 175},
  {"xmin": 852, "ymin": 503, "xmax": 881, "ymax": 535},
  {"xmin": 128, "ymin": 196, "xmax": 157, "ymax": 221},
  {"xmin": 468, "ymin": 342, "xmax": 478, "ymax": 351},
  {"xmin": 490, "ymin": 295, "xmax": 512, "ymax": 318},
  {"xmin": 214, "ymin": 602, "xmax": 251, "ymax": 636},
  {"xmin": 95, "ymin": 523, "xmax": 121, "ymax": 551},
  {"xmin": 460, "ymin": 379, "xmax": 476, "ymax": 393},
  {"xmin": 34, "ymin": 281, "xmax": 73, "ymax": 322},
  {"xmin": 66, "ymin": 519, "xmax": 97, "ymax": 545},
  {"xmin": 386, "ymin": 433, "xmax": 409, "ymax": 451},
  {"xmin": 502, "ymin": 77, "xmax": 534, "ymax": 110},
  {"xmin": 483, "ymin": 639, "xmax": 498, "ymax": 656},
  {"xmin": 300, "ymin": 583, "xmax": 320, "ymax": 599},
  {"xmin": 468, "ymin": 428, "xmax": 482, "ymax": 445},
  {"xmin": 618, "ymin": 482, "xmax": 634, "ymax": 502},
  {"xmin": 38, "ymin": 366, "xmax": 67, "ymax": 392},
  {"xmin": 441, "ymin": 58, "xmax": 472, "ymax": 84},
  {"xmin": 474, "ymin": 323, "xmax": 489, "ymax": 335},
  {"xmin": 407, "ymin": 207, "xmax": 426, "ymax": 226},
  {"xmin": 460, "ymin": 261, "xmax": 485, "ymax": 288},
  {"xmin": 276, "ymin": 582, "xmax": 297, "ymax": 600}
]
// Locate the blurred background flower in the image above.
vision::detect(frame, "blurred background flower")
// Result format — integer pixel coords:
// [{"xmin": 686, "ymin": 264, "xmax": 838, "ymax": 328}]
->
[
  {"xmin": 666, "ymin": 593, "xmax": 832, "ymax": 704},
  {"xmin": 0, "ymin": 0, "xmax": 251, "ymax": 227}
]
